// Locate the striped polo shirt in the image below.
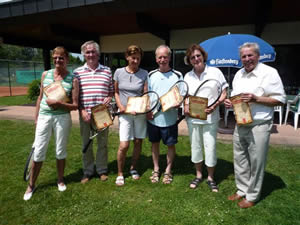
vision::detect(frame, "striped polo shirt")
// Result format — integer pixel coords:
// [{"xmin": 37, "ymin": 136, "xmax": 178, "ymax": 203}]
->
[
  {"xmin": 40, "ymin": 69, "xmax": 74, "ymax": 115},
  {"xmin": 74, "ymin": 63, "xmax": 114, "ymax": 114}
]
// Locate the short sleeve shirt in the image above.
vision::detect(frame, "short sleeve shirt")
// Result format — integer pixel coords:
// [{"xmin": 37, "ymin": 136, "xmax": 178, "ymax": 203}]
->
[
  {"xmin": 113, "ymin": 67, "xmax": 148, "ymax": 107},
  {"xmin": 231, "ymin": 62, "xmax": 286, "ymax": 122},
  {"xmin": 148, "ymin": 69, "xmax": 183, "ymax": 127},
  {"xmin": 74, "ymin": 63, "xmax": 114, "ymax": 114},
  {"xmin": 184, "ymin": 65, "xmax": 228, "ymax": 124}
]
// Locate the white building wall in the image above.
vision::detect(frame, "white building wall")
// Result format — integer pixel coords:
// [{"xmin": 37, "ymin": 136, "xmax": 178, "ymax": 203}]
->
[{"xmin": 100, "ymin": 32, "xmax": 164, "ymax": 53}]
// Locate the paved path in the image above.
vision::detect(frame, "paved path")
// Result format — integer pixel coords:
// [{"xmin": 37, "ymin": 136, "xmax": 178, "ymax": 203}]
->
[{"xmin": 0, "ymin": 105, "xmax": 299, "ymax": 146}]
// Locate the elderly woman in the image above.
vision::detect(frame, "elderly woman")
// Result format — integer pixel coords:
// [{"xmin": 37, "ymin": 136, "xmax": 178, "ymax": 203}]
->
[
  {"xmin": 23, "ymin": 46, "xmax": 79, "ymax": 200},
  {"xmin": 184, "ymin": 44, "xmax": 228, "ymax": 192},
  {"xmin": 114, "ymin": 45, "xmax": 148, "ymax": 186}
]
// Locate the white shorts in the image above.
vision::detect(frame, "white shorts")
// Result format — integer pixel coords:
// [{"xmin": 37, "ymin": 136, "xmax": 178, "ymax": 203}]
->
[
  {"xmin": 187, "ymin": 121, "xmax": 218, "ymax": 167},
  {"xmin": 118, "ymin": 114, "xmax": 147, "ymax": 141},
  {"xmin": 33, "ymin": 113, "xmax": 72, "ymax": 162}
]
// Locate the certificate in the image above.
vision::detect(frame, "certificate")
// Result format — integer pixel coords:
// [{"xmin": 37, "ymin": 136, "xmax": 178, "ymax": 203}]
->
[
  {"xmin": 230, "ymin": 94, "xmax": 253, "ymax": 125},
  {"xmin": 160, "ymin": 86, "xmax": 183, "ymax": 112},
  {"xmin": 91, "ymin": 104, "xmax": 113, "ymax": 130},
  {"xmin": 43, "ymin": 81, "xmax": 69, "ymax": 103},
  {"xmin": 125, "ymin": 95, "xmax": 149, "ymax": 114},
  {"xmin": 188, "ymin": 96, "xmax": 208, "ymax": 120}
]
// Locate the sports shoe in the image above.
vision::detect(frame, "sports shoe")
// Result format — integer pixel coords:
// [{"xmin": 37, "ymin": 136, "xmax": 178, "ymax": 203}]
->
[
  {"xmin": 57, "ymin": 183, "xmax": 67, "ymax": 192},
  {"xmin": 23, "ymin": 186, "xmax": 36, "ymax": 201}
]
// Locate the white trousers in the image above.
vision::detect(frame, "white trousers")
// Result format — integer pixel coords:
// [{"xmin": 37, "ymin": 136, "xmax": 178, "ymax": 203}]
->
[
  {"xmin": 34, "ymin": 113, "xmax": 71, "ymax": 162},
  {"xmin": 187, "ymin": 122, "xmax": 218, "ymax": 167}
]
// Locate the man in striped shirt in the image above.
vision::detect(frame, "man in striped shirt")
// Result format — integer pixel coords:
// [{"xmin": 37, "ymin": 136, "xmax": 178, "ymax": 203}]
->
[{"xmin": 74, "ymin": 41, "xmax": 114, "ymax": 184}]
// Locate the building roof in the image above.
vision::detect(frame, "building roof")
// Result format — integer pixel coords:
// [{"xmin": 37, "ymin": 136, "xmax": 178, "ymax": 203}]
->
[{"xmin": 0, "ymin": 0, "xmax": 299, "ymax": 52}]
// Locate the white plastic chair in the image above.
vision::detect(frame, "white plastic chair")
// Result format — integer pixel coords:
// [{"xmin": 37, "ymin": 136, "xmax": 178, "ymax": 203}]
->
[
  {"xmin": 273, "ymin": 105, "xmax": 283, "ymax": 126},
  {"xmin": 284, "ymin": 95, "xmax": 300, "ymax": 130}
]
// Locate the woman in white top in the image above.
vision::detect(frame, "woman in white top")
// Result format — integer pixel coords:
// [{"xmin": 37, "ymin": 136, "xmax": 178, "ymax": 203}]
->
[{"xmin": 184, "ymin": 44, "xmax": 228, "ymax": 192}]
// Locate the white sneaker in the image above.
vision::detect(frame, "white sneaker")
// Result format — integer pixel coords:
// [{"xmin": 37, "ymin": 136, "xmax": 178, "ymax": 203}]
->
[
  {"xmin": 57, "ymin": 183, "xmax": 67, "ymax": 192},
  {"xmin": 23, "ymin": 187, "xmax": 35, "ymax": 201}
]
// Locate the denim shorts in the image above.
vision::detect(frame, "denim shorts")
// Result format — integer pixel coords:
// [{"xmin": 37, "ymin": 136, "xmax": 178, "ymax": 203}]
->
[{"xmin": 147, "ymin": 122, "xmax": 178, "ymax": 146}]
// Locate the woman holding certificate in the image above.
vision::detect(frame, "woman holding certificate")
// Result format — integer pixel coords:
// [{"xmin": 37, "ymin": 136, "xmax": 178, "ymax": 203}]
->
[
  {"xmin": 183, "ymin": 44, "xmax": 228, "ymax": 192},
  {"xmin": 23, "ymin": 46, "xmax": 79, "ymax": 200},
  {"xmin": 114, "ymin": 45, "xmax": 148, "ymax": 186}
]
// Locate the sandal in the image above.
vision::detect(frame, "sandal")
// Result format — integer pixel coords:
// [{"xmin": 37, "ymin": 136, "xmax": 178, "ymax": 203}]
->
[
  {"xmin": 162, "ymin": 173, "xmax": 173, "ymax": 184},
  {"xmin": 189, "ymin": 177, "xmax": 203, "ymax": 189},
  {"xmin": 115, "ymin": 176, "xmax": 125, "ymax": 186},
  {"xmin": 207, "ymin": 180, "xmax": 218, "ymax": 192},
  {"xmin": 129, "ymin": 170, "xmax": 140, "ymax": 180},
  {"xmin": 150, "ymin": 171, "xmax": 160, "ymax": 183}
]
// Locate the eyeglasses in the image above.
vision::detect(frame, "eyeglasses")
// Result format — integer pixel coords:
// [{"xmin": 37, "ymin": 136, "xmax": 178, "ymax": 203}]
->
[
  {"xmin": 190, "ymin": 54, "xmax": 202, "ymax": 61},
  {"xmin": 53, "ymin": 56, "xmax": 65, "ymax": 61}
]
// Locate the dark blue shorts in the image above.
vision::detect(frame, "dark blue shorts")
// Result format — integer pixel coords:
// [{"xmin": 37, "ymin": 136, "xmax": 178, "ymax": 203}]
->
[{"xmin": 147, "ymin": 122, "xmax": 178, "ymax": 146}]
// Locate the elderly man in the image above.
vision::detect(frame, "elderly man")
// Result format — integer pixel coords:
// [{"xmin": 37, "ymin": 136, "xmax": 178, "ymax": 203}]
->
[
  {"xmin": 147, "ymin": 45, "xmax": 183, "ymax": 184},
  {"xmin": 224, "ymin": 42, "xmax": 286, "ymax": 208},
  {"xmin": 74, "ymin": 41, "xmax": 114, "ymax": 183}
]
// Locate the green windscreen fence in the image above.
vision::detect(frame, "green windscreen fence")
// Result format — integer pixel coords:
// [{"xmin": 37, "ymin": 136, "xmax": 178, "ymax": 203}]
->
[{"xmin": 16, "ymin": 71, "xmax": 43, "ymax": 84}]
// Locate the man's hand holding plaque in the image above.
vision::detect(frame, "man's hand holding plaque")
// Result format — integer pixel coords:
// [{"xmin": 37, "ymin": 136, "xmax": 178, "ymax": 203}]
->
[
  {"xmin": 230, "ymin": 94, "xmax": 253, "ymax": 125},
  {"xmin": 91, "ymin": 104, "xmax": 113, "ymax": 130},
  {"xmin": 160, "ymin": 85, "xmax": 183, "ymax": 112}
]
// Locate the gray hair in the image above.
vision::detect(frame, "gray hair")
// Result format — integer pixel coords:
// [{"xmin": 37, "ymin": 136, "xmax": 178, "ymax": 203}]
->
[
  {"xmin": 155, "ymin": 44, "xmax": 172, "ymax": 56},
  {"xmin": 81, "ymin": 40, "xmax": 100, "ymax": 55},
  {"xmin": 239, "ymin": 42, "xmax": 260, "ymax": 56}
]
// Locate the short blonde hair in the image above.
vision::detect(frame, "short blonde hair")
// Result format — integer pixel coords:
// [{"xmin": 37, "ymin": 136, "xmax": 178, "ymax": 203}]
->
[
  {"xmin": 52, "ymin": 46, "xmax": 69, "ymax": 59},
  {"xmin": 125, "ymin": 45, "xmax": 144, "ymax": 58}
]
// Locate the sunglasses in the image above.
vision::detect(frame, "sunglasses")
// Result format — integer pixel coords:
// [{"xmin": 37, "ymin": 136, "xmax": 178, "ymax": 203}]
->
[
  {"xmin": 190, "ymin": 54, "xmax": 202, "ymax": 61},
  {"xmin": 53, "ymin": 56, "xmax": 65, "ymax": 61}
]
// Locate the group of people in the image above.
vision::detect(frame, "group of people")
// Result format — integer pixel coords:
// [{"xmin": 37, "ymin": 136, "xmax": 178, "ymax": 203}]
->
[{"xmin": 23, "ymin": 41, "xmax": 286, "ymax": 209}]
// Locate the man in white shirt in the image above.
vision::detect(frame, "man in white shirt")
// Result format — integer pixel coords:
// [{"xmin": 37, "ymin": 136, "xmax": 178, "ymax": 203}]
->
[{"xmin": 224, "ymin": 42, "xmax": 286, "ymax": 208}]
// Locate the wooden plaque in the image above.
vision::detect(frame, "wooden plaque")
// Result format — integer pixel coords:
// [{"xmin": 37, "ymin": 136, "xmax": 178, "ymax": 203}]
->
[
  {"xmin": 160, "ymin": 86, "xmax": 183, "ymax": 112},
  {"xmin": 43, "ymin": 81, "xmax": 70, "ymax": 103},
  {"xmin": 230, "ymin": 94, "xmax": 253, "ymax": 125},
  {"xmin": 125, "ymin": 95, "xmax": 149, "ymax": 114},
  {"xmin": 91, "ymin": 104, "xmax": 113, "ymax": 130},
  {"xmin": 189, "ymin": 96, "xmax": 208, "ymax": 120}
]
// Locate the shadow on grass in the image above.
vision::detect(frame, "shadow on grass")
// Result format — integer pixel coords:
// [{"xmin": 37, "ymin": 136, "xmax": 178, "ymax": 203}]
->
[
  {"xmin": 260, "ymin": 172, "xmax": 286, "ymax": 201},
  {"xmin": 106, "ymin": 154, "xmax": 234, "ymax": 184},
  {"xmin": 59, "ymin": 153, "xmax": 285, "ymax": 201}
]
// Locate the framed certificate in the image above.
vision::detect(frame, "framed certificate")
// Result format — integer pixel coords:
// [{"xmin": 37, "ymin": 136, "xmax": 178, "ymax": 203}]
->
[
  {"xmin": 160, "ymin": 86, "xmax": 183, "ymax": 112},
  {"xmin": 91, "ymin": 104, "xmax": 113, "ymax": 130},
  {"xmin": 43, "ymin": 81, "xmax": 69, "ymax": 103},
  {"xmin": 189, "ymin": 96, "xmax": 208, "ymax": 120},
  {"xmin": 125, "ymin": 95, "xmax": 149, "ymax": 114},
  {"xmin": 230, "ymin": 94, "xmax": 253, "ymax": 125}
]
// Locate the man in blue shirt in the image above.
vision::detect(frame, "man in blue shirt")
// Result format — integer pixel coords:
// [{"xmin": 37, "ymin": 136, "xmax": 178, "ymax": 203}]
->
[{"xmin": 147, "ymin": 45, "xmax": 183, "ymax": 184}]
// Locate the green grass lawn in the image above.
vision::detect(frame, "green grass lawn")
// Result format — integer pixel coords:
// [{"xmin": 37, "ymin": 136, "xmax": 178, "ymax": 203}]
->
[
  {"xmin": 0, "ymin": 120, "xmax": 299, "ymax": 225},
  {"xmin": 0, "ymin": 95, "xmax": 34, "ymax": 106}
]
